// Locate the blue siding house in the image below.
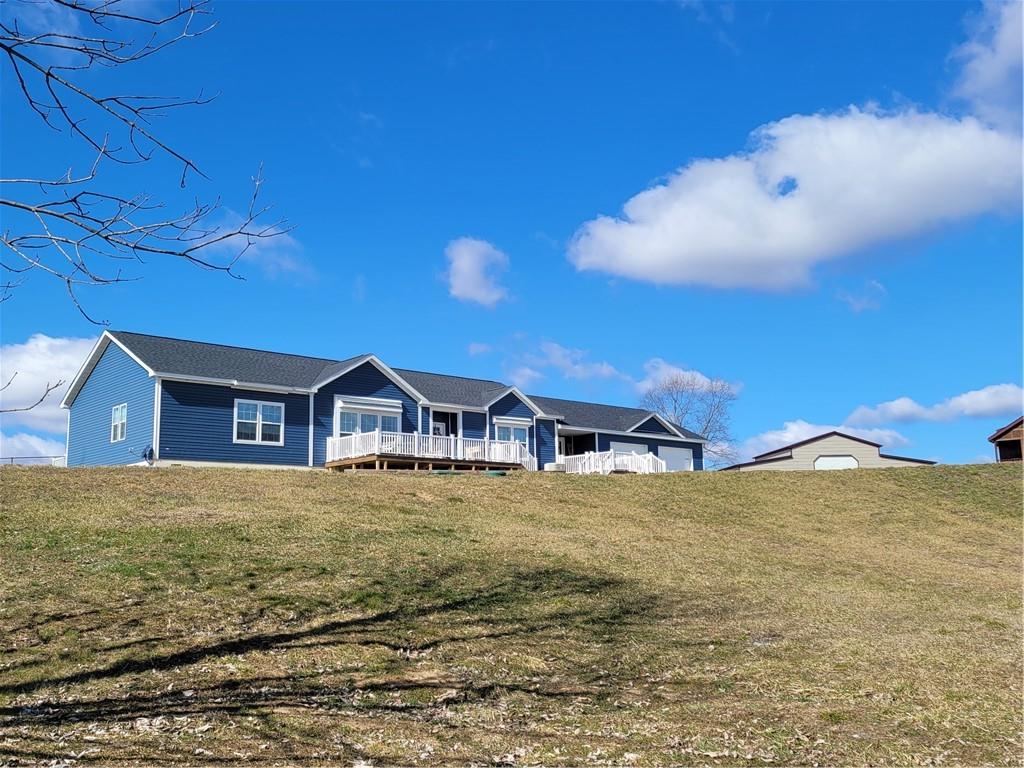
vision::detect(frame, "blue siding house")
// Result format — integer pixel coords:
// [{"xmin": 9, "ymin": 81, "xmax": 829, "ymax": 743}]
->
[{"xmin": 61, "ymin": 331, "xmax": 706, "ymax": 472}]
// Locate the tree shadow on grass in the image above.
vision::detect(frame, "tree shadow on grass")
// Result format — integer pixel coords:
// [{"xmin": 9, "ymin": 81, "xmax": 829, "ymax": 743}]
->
[{"xmin": 0, "ymin": 562, "xmax": 690, "ymax": 764}]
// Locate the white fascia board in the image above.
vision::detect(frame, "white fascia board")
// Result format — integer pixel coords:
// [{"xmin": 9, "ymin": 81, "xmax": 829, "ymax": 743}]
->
[
  {"xmin": 626, "ymin": 413, "xmax": 687, "ymax": 439},
  {"xmin": 311, "ymin": 354, "xmax": 428, "ymax": 404},
  {"xmin": 482, "ymin": 386, "xmax": 552, "ymax": 417},
  {"xmin": 556, "ymin": 422, "xmax": 708, "ymax": 444},
  {"xmin": 61, "ymin": 331, "xmax": 157, "ymax": 408}
]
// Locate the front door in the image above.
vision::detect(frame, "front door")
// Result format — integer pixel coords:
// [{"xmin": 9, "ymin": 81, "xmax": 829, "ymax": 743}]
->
[{"xmin": 558, "ymin": 436, "xmax": 566, "ymax": 457}]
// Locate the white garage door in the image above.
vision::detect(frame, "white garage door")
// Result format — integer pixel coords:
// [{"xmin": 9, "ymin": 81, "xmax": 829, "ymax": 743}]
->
[
  {"xmin": 813, "ymin": 455, "xmax": 859, "ymax": 470},
  {"xmin": 659, "ymin": 446, "xmax": 694, "ymax": 472},
  {"xmin": 610, "ymin": 441, "xmax": 649, "ymax": 455}
]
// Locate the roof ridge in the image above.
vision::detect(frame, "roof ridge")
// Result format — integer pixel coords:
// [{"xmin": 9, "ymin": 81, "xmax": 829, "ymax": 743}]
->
[
  {"xmin": 110, "ymin": 329, "xmax": 355, "ymax": 366},
  {"xmin": 394, "ymin": 366, "xmax": 507, "ymax": 388},
  {"xmin": 529, "ymin": 392, "xmax": 649, "ymax": 413}
]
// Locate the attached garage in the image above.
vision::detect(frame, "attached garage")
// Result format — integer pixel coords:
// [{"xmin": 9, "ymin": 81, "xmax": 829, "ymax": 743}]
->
[{"xmin": 659, "ymin": 446, "xmax": 694, "ymax": 472}]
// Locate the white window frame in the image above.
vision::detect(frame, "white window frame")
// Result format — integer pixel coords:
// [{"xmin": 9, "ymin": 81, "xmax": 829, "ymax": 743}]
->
[
  {"xmin": 334, "ymin": 395, "xmax": 403, "ymax": 437},
  {"xmin": 233, "ymin": 398, "xmax": 285, "ymax": 446},
  {"xmin": 493, "ymin": 417, "xmax": 530, "ymax": 445},
  {"xmin": 110, "ymin": 403, "xmax": 127, "ymax": 443}
]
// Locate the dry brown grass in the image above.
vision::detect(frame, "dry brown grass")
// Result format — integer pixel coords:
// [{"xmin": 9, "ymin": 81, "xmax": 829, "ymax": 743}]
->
[{"xmin": 0, "ymin": 463, "xmax": 1021, "ymax": 766}]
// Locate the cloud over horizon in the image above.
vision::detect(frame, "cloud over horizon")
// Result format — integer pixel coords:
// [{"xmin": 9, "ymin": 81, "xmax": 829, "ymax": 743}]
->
[
  {"xmin": 0, "ymin": 333, "xmax": 97, "ymax": 434},
  {"xmin": 846, "ymin": 383, "xmax": 1024, "ymax": 426}
]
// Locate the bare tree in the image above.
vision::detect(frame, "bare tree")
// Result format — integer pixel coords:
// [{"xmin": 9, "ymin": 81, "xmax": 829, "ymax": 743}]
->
[
  {"xmin": 0, "ymin": 0, "xmax": 287, "ymax": 415},
  {"xmin": 640, "ymin": 373, "xmax": 738, "ymax": 467}
]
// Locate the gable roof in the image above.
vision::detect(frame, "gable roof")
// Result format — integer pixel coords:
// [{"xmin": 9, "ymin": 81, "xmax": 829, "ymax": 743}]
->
[
  {"xmin": 393, "ymin": 368, "xmax": 507, "ymax": 409},
  {"xmin": 109, "ymin": 330, "xmax": 365, "ymax": 389},
  {"xmin": 752, "ymin": 430, "xmax": 882, "ymax": 460},
  {"xmin": 60, "ymin": 331, "xmax": 706, "ymax": 442},
  {"xmin": 988, "ymin": 416, "xmax": 1023, "ymax": 443},
  {"xmin": 527, "ymin": 394, "xmax": 704, "ymax": 440}
]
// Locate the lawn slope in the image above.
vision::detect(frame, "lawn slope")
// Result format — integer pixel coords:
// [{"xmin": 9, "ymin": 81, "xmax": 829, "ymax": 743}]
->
[{"xmin": 1, "ymin": 464, "xmax": 1021, "ymax": 766}]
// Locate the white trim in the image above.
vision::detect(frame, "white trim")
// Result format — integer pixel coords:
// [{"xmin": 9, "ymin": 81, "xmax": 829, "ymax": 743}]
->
[
  {"xmin": 110, "ymin": 402, "xmax": 127, "ymax": 443},
  {"xmin": 61, "ymin": 331, "xmax": 158, "ymax": 409},
  {"xmin": 152, "ymin": 378, "xmax": 162, "ymax": 459},
  {"xmin": 65, "ymin": 406, "xmax": 72, "ymax": 463},
  {"xmin": 493, "ymin": 417, "xmax": 529, "ymax": 446},
  {"xmin": 482, "ymin": 386, "xmax": 551, "ymax": 417},
  {"xmin": 311, "ymin": 354, "xmax": 428, "ymax": 403},
  {"xmin": 556, "ymin": 422, "xmax": 708, "ymax": 444},
  {"xmin": 336, "ymin": 395, "xmax": 403, "ymax": 413},
  {"xmin": 491, "ymin": 415, "xmax": 532, "ymax": 425},
  {"xmin": 232, "ymin": 398, "xmax": 286, "ymax": 446},
  {"xmin": 430, "ymin": 407, "xmax": 463, "ymax": 438},
  {"xmin": 307, "ymin": 393, "xmax": 314, "ymax": 467},
  {"xmin": 425, "ymin": 402, "xmax": 487, "ymax": 413},
  {"xmin": 625, "ymin": 413, "xmax": 687, "ymax": 439},
  {"xmin": 333, "ymin": 395, "xmax": 402, "ymax": 437}
]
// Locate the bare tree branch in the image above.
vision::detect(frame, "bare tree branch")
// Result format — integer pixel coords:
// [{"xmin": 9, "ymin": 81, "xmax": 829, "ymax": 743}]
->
[
  {"xmin": 1, "ymin": 0, "xmax": 288, "ymax": 327},
  {"xmin": 639, "ymin": 373, "xmax": 739, "ymax": 468},
  {"xmin": 0, "ymin": 374, "xmax": 65, "ymax": 414}
]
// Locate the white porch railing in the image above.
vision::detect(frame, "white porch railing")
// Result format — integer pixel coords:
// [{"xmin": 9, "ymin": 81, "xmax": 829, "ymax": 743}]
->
[
  {"xmin": 326, "ymin": 430, "xmax": 537, "ymax": 470},
  {"xmin": 563, "ymin": 450, "xmax": 667, "ymax": 475}
]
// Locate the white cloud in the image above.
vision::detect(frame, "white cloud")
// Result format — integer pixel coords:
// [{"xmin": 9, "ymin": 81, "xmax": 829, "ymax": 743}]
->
[
  {"xmin": 507, "ymin": 366, "xmax": 543, "ymax": 390},
  {"xmin": 0, "ymin": 334, "xmax": 96, "ymax": 434},
  {"xmin": 531, "ymin": 342, "xmax": 626, "ymax": 381},
  {"xmin": 568, "ymin": 107, "xmax": 1020, "ymax": 289},
  {"xmin": 952, "ymin": 0, "xmax": 1023, "ymax": 131},
  {"xmin": 204, "ymin": 211, "xmax": 311, "ymax": 281},
  {"xmin": 837, "ymin": 279, "xmax": 886, "ymax": 313},
  {"xmin": 635, "ymin": 357, "xmax": 714, "ymax": 394},
  {"xmin": 445, "ymin": 237, "xmax": 509, "ymax": 307},
  {"xmin": 740, "ymin": 419, "xmax": 909, "ymax": 461},
  {"xmin": 467, "ymin": 342, "xmax": 491, "ymax": 356},
  {"xmin": 847, "ymin": 383, "xmax": 1024, "ymax": 426},
  {"xmin": 0, "ymin": 431, "xmax": 66, "ymax": 463}
]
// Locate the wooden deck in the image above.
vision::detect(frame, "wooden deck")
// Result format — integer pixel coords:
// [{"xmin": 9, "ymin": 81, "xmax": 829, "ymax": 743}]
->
[{"xmin": 325, "ymin": 453, "xmax": 527, "ymax": 472}]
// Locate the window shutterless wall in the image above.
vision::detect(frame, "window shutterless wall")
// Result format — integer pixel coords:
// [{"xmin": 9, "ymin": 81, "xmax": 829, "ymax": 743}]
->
[
  {"xmin": 158, "ymin": 381, "xmax": 308, "ymax": 465},
  {"xmin": 66, "ymin": 342, "xmax": 154, "ymax": 466}
]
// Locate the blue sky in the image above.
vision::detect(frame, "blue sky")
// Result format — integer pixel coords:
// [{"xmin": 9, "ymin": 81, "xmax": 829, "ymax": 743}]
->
[{"xmin": 2, "ymin": 0, "xmax": 1021, "ymax": 464}]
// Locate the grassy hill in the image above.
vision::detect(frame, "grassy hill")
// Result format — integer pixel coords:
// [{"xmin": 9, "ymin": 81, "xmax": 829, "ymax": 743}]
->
[{"xmin": 1, "ymin": 464, "xmax": 1020, "ymax": 766}]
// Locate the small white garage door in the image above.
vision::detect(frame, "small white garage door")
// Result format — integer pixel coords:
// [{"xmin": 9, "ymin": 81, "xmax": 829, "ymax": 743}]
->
[
  {"xmin": 610, "ymin": 441, "xmax": 649, "ymax": 455},
  {"xmin": 659, "ymin": 446, "xmax": 694, "ymax": 472},
  {"xmin": 813, "ymin": 455, "xmax": 859, "ymax": 470}
]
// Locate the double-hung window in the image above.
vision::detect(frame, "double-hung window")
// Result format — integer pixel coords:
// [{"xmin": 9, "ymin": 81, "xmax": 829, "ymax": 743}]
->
[
  {"xmin": 234, "ymin": 399, "xmax": 285, "ymax": 446},
  {"xmin": 110, "ymin": 403, "xmax": 127, "ymax": 443}
]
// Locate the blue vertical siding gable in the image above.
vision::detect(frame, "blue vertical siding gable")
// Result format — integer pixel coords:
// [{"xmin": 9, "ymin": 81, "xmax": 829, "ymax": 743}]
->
[
  {"xmin": 633, "ymin": 417, "xmax": 672, "ymax": 435},
  {"xmin": 487, "ymin": 391, "xmax": 535, "ymax": 439},
  {"xmin": 159, "ymin": 381, "xmax": 308, "ymax": 465},
  {"xmin": 313, "ymin": 361, "xmax": 419, "ymax": 466},
  {"xmin": 67, "ymin": 342, "xmax": 155, "ymax": 467}
]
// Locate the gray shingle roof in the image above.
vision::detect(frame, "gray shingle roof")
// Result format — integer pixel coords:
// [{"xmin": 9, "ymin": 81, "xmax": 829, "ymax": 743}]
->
[
  {"xmin": 392, "ymin": 368, "xmax": 507, "ymax": 408},
  {"xmin": 527, "ymin": 394, "xmax": 704, "ymax": 440},
  {"xmin": 109, "ymin": 331, "xmax": 366, "ymax": 389},
  {"xmin": 97, "ymin": 331, "xmax": 706, "ymax": 441}
]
